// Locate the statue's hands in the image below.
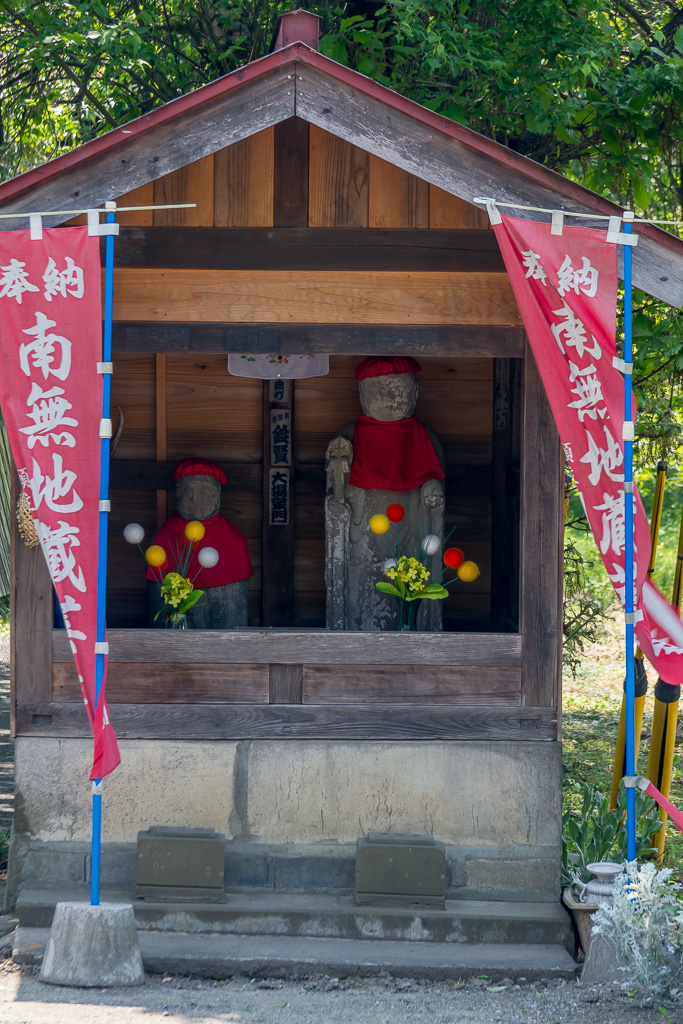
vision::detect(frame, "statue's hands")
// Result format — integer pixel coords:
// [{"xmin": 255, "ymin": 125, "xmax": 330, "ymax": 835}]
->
[{"xmin": 421, "ymin": 478, "xmax": 445, "ymax": 510}]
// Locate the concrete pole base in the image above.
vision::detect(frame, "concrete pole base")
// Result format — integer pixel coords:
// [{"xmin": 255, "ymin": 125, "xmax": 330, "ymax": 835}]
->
[{"xmin": 39, "ymin": 902, "xmax": 145, "ymax": 987}]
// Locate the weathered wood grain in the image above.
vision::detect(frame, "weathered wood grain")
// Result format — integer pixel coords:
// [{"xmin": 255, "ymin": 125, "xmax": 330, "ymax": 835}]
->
[
  {"xmin": 520, "ymin": 343, "xmax": 562, "ymax": 712},
  {"xmin": 0, "ymin": 66, "xmax": 295, "ymax": 228},
  {"xmin": 110, "ymin": 227, "xmax": 506, "ymax": 272},
  {"xmin": 52, "ymin": 628, "xmax": 521, "ymax": 666},
  {"xmin": 274, "ymin": 118, "xmax": 309, "ymax": 227},
  {"xmin": 369, "ymin": 156, "xmax": 429, "ymax": 229},
  {"xmin": 214, "ymin": 129, "xmax": 274, "ymax": 227},
  {"xmin": 155, "ymin": 352, "xmax": 167, "ymax": 528},
  {"xmin": 52, "ymin": 661, "xmax": 269, "ymax": 703},
  {"xmin": 262, "ymin": 381, "xmax": 295, "ymax": 626},
  {"xmin": 113, "ymin": 322, "xmax": 525, "ymax": 358},
  {"xmin": 17, "ymin": 701, "xmax": 557, "ymax": 740},
  {"xmin": 309, "ymin": 126, "xmax": 368, "ymax": 227},
  {"xmin": 153, "ymin": 155, "xmax": 214, "ymax": 226},
  {"xmin": 294, "ymin": 61, "xmax": 682, "ymax": 308},
  {"xmin": 302, "ymin": 665, "xmax": 521, "ymax": 705},
  {"xmin": 269, "ymin": 664, "xmax": 303, "ymax": 703},
  {"xmin": 429, "ymin": 186, "xmax": 489, "ymax": 229},
  {"xmin": 11, "ymin": 467, "xmax": 52, "ymax": 708},
  {"xmin": 115, "ymin": 183, "xmax": 154, "ymax": 227},
  {"xmin": 110, "ymin": 269, "xmax": 521, "ymax": 325},
  {"xmin": 490, "ymin": 358, "xmax": 521, "ymax": 631}
]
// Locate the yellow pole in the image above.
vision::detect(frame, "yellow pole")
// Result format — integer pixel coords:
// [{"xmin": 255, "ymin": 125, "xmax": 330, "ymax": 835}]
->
[
  {"xmin": 610, "ymin": 462, "xmax": 667, "ymax": 809},
  {"xmin": 646, "ymin": 487, "xmax": 683, "ymax": 858}
]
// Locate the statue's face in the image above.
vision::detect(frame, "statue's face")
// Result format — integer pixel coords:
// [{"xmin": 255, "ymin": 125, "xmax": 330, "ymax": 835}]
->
[
  {"xmin": 359, "ymin": 373, "xmax": 418, "ymax": 421},
  {"xmin": 175, "ymin": 475, "xmax": 221, "ymax": 520}
]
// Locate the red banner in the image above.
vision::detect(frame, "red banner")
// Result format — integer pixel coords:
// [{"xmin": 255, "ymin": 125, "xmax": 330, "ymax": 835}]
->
[
  {"xmin": 0, "ymin": 226, "xmax": 120, "ymax": 777},
  {"xmin": 493, "ymin": 213, "xmax": 683, "ymax": 684}
]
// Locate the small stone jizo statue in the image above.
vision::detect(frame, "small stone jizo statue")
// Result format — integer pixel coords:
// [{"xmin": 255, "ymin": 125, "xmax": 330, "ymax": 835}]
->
[
  {"xmin": 325, "ymin": 357, "xmax": 445, "ymax": 631},
  {"xmin": 147, "ymin": 458, "xmax": 252, "ymax": 628}
]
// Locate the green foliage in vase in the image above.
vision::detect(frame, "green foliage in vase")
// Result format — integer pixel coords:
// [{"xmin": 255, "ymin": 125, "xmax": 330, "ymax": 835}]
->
[{"xmin": 562, "ymin": 779, "xmax": 662, "ymax": 888}]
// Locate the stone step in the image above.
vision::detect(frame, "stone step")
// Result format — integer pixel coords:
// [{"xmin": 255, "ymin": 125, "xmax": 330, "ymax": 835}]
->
[
  {"xmin": 13, "ymin": 925, "xmax": 578, "ymax": 982},
  {"xmin": 16, "ymin": 886, "xmax": 574, "ymax": 951}
]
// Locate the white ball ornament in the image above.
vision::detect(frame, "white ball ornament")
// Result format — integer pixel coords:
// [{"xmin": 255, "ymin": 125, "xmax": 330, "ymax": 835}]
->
[
  {"xmin": 421, "ymin": 534, "xmax": 440, "ymax": 556},
  {"xmin": 381, "ymin": 558, "xmax": 397, "ymax": 572},
  {"xmin": 123, "ymin": 523, "xmax": 145, "ymax": 545},
  {"xmin": 198, "ymin": 546, "xmax": 219, "ymax": 569}
]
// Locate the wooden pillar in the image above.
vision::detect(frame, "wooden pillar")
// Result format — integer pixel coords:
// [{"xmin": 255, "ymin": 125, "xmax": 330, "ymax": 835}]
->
[
  {"xmin": 155, "ymin": 353, "xmax": 167, "ymax": 529},
  {"xmin": 520, "ymin": 341, "xmax": 563, "ymax": 714},
  {"xmin": 262, "ymin": 379, "xmax": 295, "ymax": 627},
  {"xmin": 10, "ymin": 463, "xmax": 52, "ymax": 729},
  {"xmin": 490, "ymin": 358, "xmax": 521, "ymax": 631}
]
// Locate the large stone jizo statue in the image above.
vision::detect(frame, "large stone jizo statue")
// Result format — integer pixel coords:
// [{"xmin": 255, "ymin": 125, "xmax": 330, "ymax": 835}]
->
[
  {"xmin": 147, "ymin": 458, "xmax": 253, "ymax": 628},
  {"xmin": 325, "ymin": 357, "xmax": 445, "ymax": 631}
]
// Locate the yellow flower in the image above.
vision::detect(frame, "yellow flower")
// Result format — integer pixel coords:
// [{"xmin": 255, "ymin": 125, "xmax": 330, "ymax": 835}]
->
[
  {"xmin": 145, "ymin": 545, "xmax": 167, "ymax": 567},
  {"xmin": 184, "ymin": 520, "xmax": 206, "ymax": 542},
  {"xmin": 160, "ymin": 572, "xmax": 193, "ymax": 608},
  {"xmin": 389, "ymin": 556, "xmax": 430, "ymax": 592},
  {"xmin": 457, "ymin": 560, "xmax": 480, "ymax": 583},
  {"xmin": 369, "ymin": 513, "xmax": 390, "ymax": 535}
]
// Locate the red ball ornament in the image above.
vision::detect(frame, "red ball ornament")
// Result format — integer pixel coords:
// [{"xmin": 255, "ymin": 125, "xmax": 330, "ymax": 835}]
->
[
  {"xmin": 443, "ymin": 547, "xmax": 465, "ymax": 569},
  {"xmin": 386, "ymin": 503, "xmax": 405, "ymax": 523}
]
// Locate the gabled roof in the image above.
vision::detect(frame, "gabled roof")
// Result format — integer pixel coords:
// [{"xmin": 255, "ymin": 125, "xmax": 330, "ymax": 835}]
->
[{"xmin": 1, "ymin": 32, "xmax": 681, "ymax": 306}]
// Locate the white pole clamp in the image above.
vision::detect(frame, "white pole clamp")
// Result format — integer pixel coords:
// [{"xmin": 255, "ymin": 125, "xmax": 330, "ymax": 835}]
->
[
  {"xmin": 99, "ymin": 419, "xmax": 113, "ymax": 438},
  {"xmin": 92, "ymin": 780, "xmax": 103, "ymax": 796},
  {"xmin": 29, "ymin": 213, "xmax": 43, "ymax": 240},
  {"xmin": 94, "ymin": 641, "xmax": 109, "ymax": 655},
  {"xmin": 97, "ymin": 362, "xmax": 113, "ymax": 375},
  {"xmin": 87, "ymin": 209, "xmax": 120, "ymax": 237},
  {"xmin": 485, "ymin": 200, "xmax": 502, "ymax": 225},
  {"xmin": 612, "ymin": 357, "xmax": 633, "ymax": 374},
  {"xmin": 551, "ymin": 210, "xmax": 564, "ymax": 236},
  {"xmin": 99, "ymin": 500, "xmax": 111, "ymax": 512},
  {"xmin": 622, "ymin": 422, "xmax": 635, "ymax": 442}
]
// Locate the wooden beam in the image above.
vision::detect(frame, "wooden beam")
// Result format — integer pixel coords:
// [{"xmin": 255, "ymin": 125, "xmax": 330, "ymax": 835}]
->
[
  {"xmin": 16, "ymin": 701, "xmax": 557, "ymax": 741},
  {"xmin": 109, "ymin": 269, "xmax": 521, "ymax": 325},
  {"xmin": 294, "ymin": 61, "xmax": 682, "ymax": 308},
  {"xmin": 154, "ymin": 353, "xmax": 167, "ymax": 529},
  {"xmin": 0, "ymin": 66, "xmax": 295, "ymax": 227},
  {"xmin": 52, "ymin": 628, "xmax": 521, "ymax": 667},
  {"xmin": 274, "ymin": 118, "xmax": 309, "ymax": 227},
  {"xmin": 520, "ymin": 340, "xmax": 562, "ymax": 711},
  {"xmin": 112, "ymin": 322, "xmax": 525, "ymax": 358},
  {"xmin": 302, "ymin": 665, "xmax": 520, "ymax": 705},
  {"xmin": 490, "ymin": 358, "xmax": 521, "ymax": 631},
  {"xmin": 10, "ymin": 466, "xmax": 52, "ymax": 709},
  {"xmin": 53, "ymin": 661, "xmax": 269, "ymax": 703},
  {"xmin": 110, "ymin": 227, "xmax": 505, "ymax": 272}
]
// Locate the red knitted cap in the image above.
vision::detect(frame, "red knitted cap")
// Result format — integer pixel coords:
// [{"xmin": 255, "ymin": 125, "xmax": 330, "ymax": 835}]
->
[
  {"xmin": 355, "ymin": 357, "xmax": 422, "ymax": 381},
  {"xmin": 173, "ymin": 458, "xmax": 227, "ymax": 485}
]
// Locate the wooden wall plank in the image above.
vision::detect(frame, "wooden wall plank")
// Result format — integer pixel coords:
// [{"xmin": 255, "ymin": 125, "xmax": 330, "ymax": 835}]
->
[
  {"xmin": 153, "ymin": 155, "xmax": 215, "ymax": 226},
  {"xmin": 309, "ymin": 126, "xmax": 368, "ymax": 227},
  {"xmin": 52, "ymin": 628, "xmax": 521, "ymax": 666},
  {"xmin": 214, "ymin": 129, "xmax": 274, "ymax": 227},
  {"xmin": 520, "ymin": 342, "xmax": 562, "ymax": 710},
  {"xmin": 116, "ymin": 183, "xmax": 155, "ymax": 226},
  {"xmin": 110, "ymin": 353, "xmax": 157, "ymax": 459},
  {"xmin": 17, "ymin": 701, "xmax": 557, "ymax": 741},
  {"xmin": 303, "ymin": 665, "xmax": 520, "ymax": 705},
  {"xmin": 369, "ymin": 156, "xmax": 428, "ymax": 228},
  {"xmin": 262, "ymin": 381, "xmax": 295, "ymax": 627},
  {"xmin": 11, "ymin": 466, "xmax": 52, "ymax": 705},
  {"xmin": 274, "ymin": 118, "xmax": 309, "ymax": 227},
  {"xmin": 155, "ymin": 353, "xmax": 167, "ymax": 528},
  {"xmin": 114, "ymin": 323, "xmax": 525, "ymax": 358},
  {"xmin": 429, "ymin": 186, "xmax": 489, "ymax": 229},
  {"xmin": 52, "ymin": 662, "xmax": 269, "ymax": 703},
  {"xmin": 269, "ymin": 664, "xmax": 303, "ymax": 703},
  {"xmin": 110, "ymin": 269, "xmax": 521, "ymax": 325}
]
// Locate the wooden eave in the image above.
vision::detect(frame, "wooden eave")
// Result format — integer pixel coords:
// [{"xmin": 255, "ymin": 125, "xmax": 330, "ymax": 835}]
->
[{"xmin": 1, "ymin": 41, "xmax": 681, "ymax": 307}]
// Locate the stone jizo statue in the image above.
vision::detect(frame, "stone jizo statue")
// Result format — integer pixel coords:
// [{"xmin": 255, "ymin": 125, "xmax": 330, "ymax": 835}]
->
[
  {"xmin": 147, "ymin": 458, "xmax": 252, "ymax": 629},
  {"xmin": 325, "ymin": 357, "xmax": 445, "ymax": 631}
]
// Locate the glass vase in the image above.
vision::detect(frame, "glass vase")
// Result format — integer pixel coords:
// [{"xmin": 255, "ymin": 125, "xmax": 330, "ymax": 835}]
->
[
  {"xmin": 166, "ymin": 612, "xmax": 189, "ymax": 629},
  {"xmin": 397, "ymin": 600, "xmax": 419, "ymax": 632}
]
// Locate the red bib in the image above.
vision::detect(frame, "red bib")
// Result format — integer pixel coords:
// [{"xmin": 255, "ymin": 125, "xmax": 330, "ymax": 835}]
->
[
  {"xmin": 349, "ymin": 415, "xmax": 445, "ymax": 492},
  {"xmin": 146, "ymin": 512, "xmax": 253, "ymax": 588}
]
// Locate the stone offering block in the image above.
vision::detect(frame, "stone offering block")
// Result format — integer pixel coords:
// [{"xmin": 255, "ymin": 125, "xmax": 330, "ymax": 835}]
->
[
  {"xmin": 355, "ymin": 832, "xmax": 446, "ymax": 908},
  {"xmin": 136, "ymin": 826, "xmax": 226, "ymax": 902}
]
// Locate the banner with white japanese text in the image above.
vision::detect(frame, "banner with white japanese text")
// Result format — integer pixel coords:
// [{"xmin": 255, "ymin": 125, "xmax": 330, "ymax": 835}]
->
[
  {"xmin": 493, "ymin": 213, "xmax": 683, "ymax": 683},
  {"xmin": 0, "ymin": 227, "xmax": 120, "ymax": 777}
]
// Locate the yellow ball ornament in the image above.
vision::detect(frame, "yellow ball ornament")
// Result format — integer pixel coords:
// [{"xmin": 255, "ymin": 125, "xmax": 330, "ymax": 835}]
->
[
  {"xmin": 369, "ymin": 513, "xmax": 390, "ymax": 535},
  {"xmin": 145, "ymin": 545, "xmax": 167, "ymax": 567},
  {"xmin": 457, "ymin": 560, "xmax": 480, "ymax": 583},
  {"xmin": 184, "ymin": 520, "xmax": 206, "ymax": 542}
]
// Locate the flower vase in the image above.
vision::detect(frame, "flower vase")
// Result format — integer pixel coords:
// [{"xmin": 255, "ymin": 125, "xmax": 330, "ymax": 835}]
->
[
  {"xmin": 397, "ymin": 601, "xmax": 419, "ymax": 632},
  {"xmin": 166, "ymin": 612, "xmax": 189, "ymax": 629}
]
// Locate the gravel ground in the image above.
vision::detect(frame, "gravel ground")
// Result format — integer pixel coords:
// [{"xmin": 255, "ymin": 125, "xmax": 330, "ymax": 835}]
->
[{"xmin": 0, "ymin": 964, "xmax": 673, "ymax": 1024}]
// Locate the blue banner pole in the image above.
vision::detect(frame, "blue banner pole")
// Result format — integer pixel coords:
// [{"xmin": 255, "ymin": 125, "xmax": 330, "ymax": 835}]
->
[
  {"xmin": 623, "ymin": 212, "xmax": 637, "ymax": 862},
  {"xmin": 91, "ymin": 203, "xmax": 116, "ymax": 906}
]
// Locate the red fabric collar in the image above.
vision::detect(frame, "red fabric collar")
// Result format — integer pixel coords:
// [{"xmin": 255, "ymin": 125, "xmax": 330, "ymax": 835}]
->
[
  {"xmin": 349, "ymin": 415, "xmax": 445, "ymax": 492},
  {"xmin": 146, "ymin": 512, "xmax": 253, "ymax": 588}
]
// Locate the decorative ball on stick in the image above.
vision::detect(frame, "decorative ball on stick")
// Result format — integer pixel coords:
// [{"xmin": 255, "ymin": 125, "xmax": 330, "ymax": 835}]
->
[
  {"xmin": 443, "ymin": 547, "xmax": 465, "ymax": 569},
  {"xmin": 385, "ymin": 502, "xmax": 405, "ymax": 523},
  {"xmin": 184, "ymin": 520, "xmax": 206, "ymax": 542},
  {"xmin": 197, "ymin": 546, "xmax": 219, "ymax": 569},
  {"xmin": 123, "ymin": 523, "xmax": 145, "ymax": 545},
  {"xmin": 457, "ymin": 560, "xmax": 480, "ymax": 582},
  {"xmin": 145, "ymin": 545, "xmax": 167, "ymax": 568},
  {"xmin": 369, "ymin": 513, "xmax": 391, "ymax": 535},
  {"xmin": 421, "ymin": 534, "xmax": 440, "ymax": 556}
]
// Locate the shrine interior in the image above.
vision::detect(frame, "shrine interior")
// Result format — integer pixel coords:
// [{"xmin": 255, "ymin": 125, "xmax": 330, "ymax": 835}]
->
[{"xmin": 103, "ymin": 351, "xmax": 521, "ymax": 633}]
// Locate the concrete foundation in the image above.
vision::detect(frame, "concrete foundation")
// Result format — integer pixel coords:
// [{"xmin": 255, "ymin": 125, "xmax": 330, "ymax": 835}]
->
[
  {"xmin": 10, "ymin": 737, "xmax": 562, "ymax": 908},
  {"xmin": 39, "ymin": 901, "xmax": 144, "ymax": 987}
]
